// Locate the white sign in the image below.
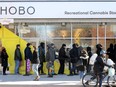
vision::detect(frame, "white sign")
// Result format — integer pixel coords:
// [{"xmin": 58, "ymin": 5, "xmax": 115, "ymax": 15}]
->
[
  {"xmin": 0, "ymin": 2, "xmax": 116, "ymax": 18},
  {"xmin": 0, "ymin": 18, "xmax": 14, "ymax": 25}
]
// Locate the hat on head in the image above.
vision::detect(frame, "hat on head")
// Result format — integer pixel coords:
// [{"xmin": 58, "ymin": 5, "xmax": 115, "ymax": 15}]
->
[{"xmin": 100, "ymin": 50, "xmax": 106, "ymax": 55}]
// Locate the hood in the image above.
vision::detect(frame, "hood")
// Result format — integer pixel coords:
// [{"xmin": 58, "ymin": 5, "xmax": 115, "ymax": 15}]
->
[{"xmin": 47, "ymin": 43, "xmax": 54, "ymax": 48}]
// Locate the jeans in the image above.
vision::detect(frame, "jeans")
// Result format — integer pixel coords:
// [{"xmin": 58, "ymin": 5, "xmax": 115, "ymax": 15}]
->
[
  {"xmin": 15, "ymin": 60, "xmax": 20, "ymax": 74},
  {"xmin": 32, "ymin": 64, "xmax": 39, "ymax": 76},
  {"xmin": 71, "ymin": 63, "xmax": 77, "ymax": 74},
  {"xmin": 79, "ymin": 71, "xmax": 84, "ymax": 79},
  {"xmin": 98, "ymin": 72, "xmax": 103, "ymax": 87}
]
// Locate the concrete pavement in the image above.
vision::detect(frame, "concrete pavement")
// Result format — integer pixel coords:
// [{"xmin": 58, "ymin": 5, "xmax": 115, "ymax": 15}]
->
[{"xmin": 0, "ymin": 74, "xmax": 115, "ymax": 87}]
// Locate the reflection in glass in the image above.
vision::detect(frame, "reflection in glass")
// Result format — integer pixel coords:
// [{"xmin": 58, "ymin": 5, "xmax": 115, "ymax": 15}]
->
[
  {"xmin": 46, "ymin": 39, "xmax": 71, "ymax": 50},
  {"xmin": 99, "ymin": 25, "xmax": 105, "ymax": 37},
  {"xmin": 46, "ymin": 23, "xmax": 71, "ymax": 39},
  {"xmin": 72, "ymin": 24, "xmax": 97, "ymax": 44},
  {"xmin": 99, "ymin": 39, "xmax": 105, "ymax": 49},
  {"xmin": 73, "ymin": 39, "xmax": 97, "ymax": 52},
  {"xmin": 21, "ymin": 25, "xmax": 36, "ymax": 37},
  {"xmin": 106, "ymin": 25, "xmax": 116, "ymax": 37}
]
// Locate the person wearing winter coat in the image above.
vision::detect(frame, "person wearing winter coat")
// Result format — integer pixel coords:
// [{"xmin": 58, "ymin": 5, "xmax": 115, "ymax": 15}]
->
[
  {"xmin": 14, "ymin": 44, "xmax": 22, "ymax": 74},
  {"xmin": 58, "ymin": 44, "xmax": 67, "ymax": 74},
  {"xmin": 69, "ymin": 44, "xmax": 80, "ymax": 75},
  {"xmin": 38, "ymin": 42, "xmax": 45, "ymax": 75},
  {"xmin": 32, "ymin": 46, "xmax": 40, "ymax": 81},
  {"xmin": 107, "ymin": 43, "xmax": 114, "ymax": 61},
  {"xmin": 94, "ymin": 50, "xmax": 111, "ymax": 87},
  {"xmin": 79, "ymin": 48, "xmax": 89, "ymax": 81},
  {"xmin": 46, "ymin": 43, "xmax": 56, "ymax": 77},
  {"xmin": 86, "ymin": 46, "xmax": 92, "ymax": 73},
  {"xmin": 24, "ymin": 43, "xmax": 33, "ymax": 75},
  {"xmin": 1, "ymin": 47, "xmax": 8, "ymax": 75}
]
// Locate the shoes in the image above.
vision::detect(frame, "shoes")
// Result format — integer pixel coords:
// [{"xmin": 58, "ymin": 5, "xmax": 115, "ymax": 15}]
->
[
  {"xmin": 67, "ymin": 74, "xmax": 73, "ymax": 76},
  {"xmin": 40, "ymin": 73, "xmax": 46, "ymax": 75},
  {"xmin": 48, "ymin": 75, "xmax": 53, "ymax": 77},
  {"xmin": 3, "ymin": 73, "xmax": 7, "ymax": 75},
  {"xmin": 53, "ymin": 73, "xmax": 57, "ymax": 75},
  {"xmin": 85, "ymin": 81, "xmax": 89, "ymax": 85},
  {"xmin": 33, "ymin": 76, "xmax": 40, "ymax": 81}
]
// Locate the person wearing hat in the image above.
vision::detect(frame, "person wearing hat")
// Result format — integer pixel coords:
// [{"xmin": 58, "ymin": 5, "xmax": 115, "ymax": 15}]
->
[{"xmin": 93, "ymin": 50, "xmax": 111, "ymax": 87}]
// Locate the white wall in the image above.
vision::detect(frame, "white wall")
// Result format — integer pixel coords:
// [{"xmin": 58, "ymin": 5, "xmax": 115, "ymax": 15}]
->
[{"xmin": 0, "ymin": 0, "xmax": 116, "ymax": 2}]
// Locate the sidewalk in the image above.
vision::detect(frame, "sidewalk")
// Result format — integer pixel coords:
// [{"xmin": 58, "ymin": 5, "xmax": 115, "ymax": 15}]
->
[
  {"xmin": 0, "ymin": 74, "xmax": 83, "ymax": 87},
  {"xmin": 0, "ymin": 74, "xmax": 115, "ymax": 87}
]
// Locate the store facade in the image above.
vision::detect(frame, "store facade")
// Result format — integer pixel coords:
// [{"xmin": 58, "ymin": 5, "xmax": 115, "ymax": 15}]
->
[{"xmin": 1, "ymin": 2, "xmax": 116, "ymax": 52}]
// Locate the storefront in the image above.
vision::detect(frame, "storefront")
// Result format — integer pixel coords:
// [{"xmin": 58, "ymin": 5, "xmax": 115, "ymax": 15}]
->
[
  {"xmin": 1, "ymin": 2, "xmax": 116, "ymax": 51},
  {"xmin": 0, "ymin": 1, "xmax": 116, "ymax": 74}
]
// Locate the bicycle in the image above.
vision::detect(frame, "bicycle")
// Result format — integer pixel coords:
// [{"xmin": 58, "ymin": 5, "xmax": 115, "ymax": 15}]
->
[{"xmin": 82, "ymin": 69, "xmax": 116, "ymax": 87}]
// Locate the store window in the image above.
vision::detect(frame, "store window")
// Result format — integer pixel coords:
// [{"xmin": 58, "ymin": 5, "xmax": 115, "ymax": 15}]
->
[
  {"xmin": 73, "ymin": 39, "xmax": 97, "ymax": 51},
  {"xmin": 106, "ymin": 25, "xmax": 116, "ymax": 37},
  {"xmin": 99, "ymin": 25, "xmax": 105, "ymax": 37},
  {"xmin": 20, "ymin": 25, "xmax": 36, "ymax": 37},
  {"xmin": 72, "ymin": 24, "xmax": 97, "ymax": 38},
  {"xmin": 46, "ymin": 39, "xmax": 71, "ymax": 51},
  {"xmin": 46, "ymin": 23, "xmax": 71, "ymax": 39}
]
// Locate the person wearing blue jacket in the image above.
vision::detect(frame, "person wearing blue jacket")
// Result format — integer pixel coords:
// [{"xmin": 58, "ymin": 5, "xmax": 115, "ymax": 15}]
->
[{"xmin": 24, "ymin": 43, "xmax": 33, "ymax": 75}]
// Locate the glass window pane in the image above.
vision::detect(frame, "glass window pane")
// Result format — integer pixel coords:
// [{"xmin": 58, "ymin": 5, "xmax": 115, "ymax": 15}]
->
[
  {"xmin": 72, "ymin": 24, "xmax": 97, "ymax": 38},
  {"xmin": 46, "ymin": 23, "xmax": 71, "ymax": 39},
  {"xmin": 99, "ymin": 39, "xmax": 105, "ymax": 49},
  {"xmin": 106, "ymin": 25, "xmax": 116, "ymax": 37},
  {"xmin": 46, "ymin": 39, "xmax": 71, "ymax": 50},
  {"xmin": 73, "ymin": 39, "xmax": 97, "ymax": 52},
  {"xmin": 99, "ymin": 25, "xmax": 105, "ymax": 37},
  {"xmin": 36, "ymin": 24, "xmax": 46, "ymax": 40},
  {"xmin": 106, "ymin": 39, "xmax": 116, "ymax": 49},
  {"xmin": 21, "ymin": 25, "xmax": 36, "ymax": 37}
]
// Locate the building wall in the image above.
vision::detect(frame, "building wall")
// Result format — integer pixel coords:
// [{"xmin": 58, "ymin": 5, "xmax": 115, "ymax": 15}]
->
[{"xmin": 0, "ymin": 0, "xmax": 116, "ymax": 1}]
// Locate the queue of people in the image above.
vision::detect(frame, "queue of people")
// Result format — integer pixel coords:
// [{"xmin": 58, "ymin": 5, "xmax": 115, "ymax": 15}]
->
[{"xmin": 0, "ymin": 42, "xmax": 116, "ymax": 83}]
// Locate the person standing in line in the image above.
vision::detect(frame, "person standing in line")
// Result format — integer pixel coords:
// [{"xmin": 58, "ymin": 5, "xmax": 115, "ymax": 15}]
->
[
  {"xmin": 69, "ymin": 44, "xmax": 79, "ymax": 75},
  {"xmin": 32, "ymin": 46, "xmax": 40, "ymax": 81},
  {"xmin": 46, "ymin": 43, "xmax": 56, "ymax": 77},
  {"xmin": 58, "ymin": 44, "xmax": 67, "ymax": 74},
  {"xmin": 107, "ymin": 43, "xmax": 114, "ymax": 61},
  {"xmin": 79, "ymin": 48, "xmax": 89, "ymax": 81},
  {"xmin": 24, "ymin": 43, "xmax": 33, "ymax": 75},
  {"xmin": 113, "ymin": 44, "xmax": 116, "ymax": 63},
  {"xmin": 1, "ymin": 47, "xmax": 8, "ymax": 75},
  {"xmin": 38, "ymin": 42, "xmax": 45, "ymax": 75},
  {"xmin": 96, "ymin": 44, "xmax": 103, "ymax": 56},
  {"xmin": 14, "ymin": 44, "xmax": 22, "ymax": 74},
  {"xmin": 66, "ymin": 48, "xmax": 72, "ymax": 76},
  {"xmin": 86, "ymin": 46, "xmax": 92, "ymax": 73}
]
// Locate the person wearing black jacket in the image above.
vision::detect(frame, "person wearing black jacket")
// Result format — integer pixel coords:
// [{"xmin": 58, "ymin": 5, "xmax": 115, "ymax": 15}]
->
[
  {"xmin": 38, "ymin": 42, "xmax": 45, "ymax": 75},
  {"xmin": 58, "ymin": 44, "xmax": 67, "ymax": 74},
  {"xmin": 14, "ymin": 44, "xmax": 22, "ymax": 74},
  {"xmin": 94, "ymin": 50, "xmax": 111, "ymax": 87},
  {"xmin": 32, "ymin": 46, "xmax": 40, "ymax": 81},
  {"xmin": 70, "ymin": 44, "xmax": 80, "ymax": 75},
  {"xmin": 1, "ymin": 47, "xmax": 8, "ymax": 75}
]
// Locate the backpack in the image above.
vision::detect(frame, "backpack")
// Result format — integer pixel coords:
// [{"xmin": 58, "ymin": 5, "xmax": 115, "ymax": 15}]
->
[{"xmin": 89, "ymin": 53, "xmax": 98, "ymax": 65}]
